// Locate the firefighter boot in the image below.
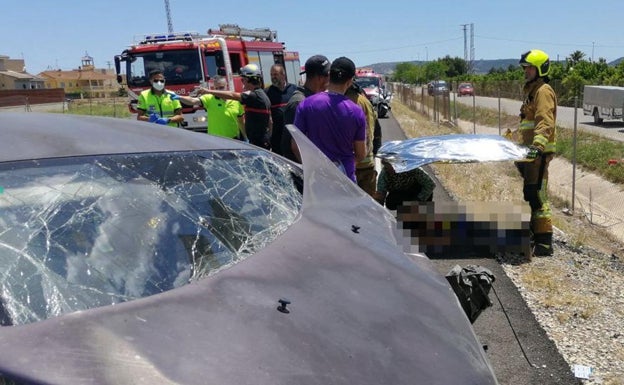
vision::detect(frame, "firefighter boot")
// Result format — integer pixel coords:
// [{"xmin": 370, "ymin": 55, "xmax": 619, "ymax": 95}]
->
[{"xmin": 533, "ymin": 233, "xmax": 553, "ymax": 256}]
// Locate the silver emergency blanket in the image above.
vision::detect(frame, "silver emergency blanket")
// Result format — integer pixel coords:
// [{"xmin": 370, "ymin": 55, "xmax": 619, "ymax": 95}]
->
[{"xmin": 377, "ymin": 134, "xmax": 529, "ymax": 173}]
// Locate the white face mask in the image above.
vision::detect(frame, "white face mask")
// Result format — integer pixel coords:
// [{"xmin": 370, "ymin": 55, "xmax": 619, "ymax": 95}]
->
[{"xmin": 152, "ymin": 80, "xmax": 165, "ymax": 91}]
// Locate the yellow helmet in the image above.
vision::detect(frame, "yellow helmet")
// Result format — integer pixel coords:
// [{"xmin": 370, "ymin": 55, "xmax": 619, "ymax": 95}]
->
[{"xmin": 519, "ymin": 49, "xmax": 550, "ymax": 77}]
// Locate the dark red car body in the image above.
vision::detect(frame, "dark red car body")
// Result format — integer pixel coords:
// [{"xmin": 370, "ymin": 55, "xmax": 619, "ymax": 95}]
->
[{"xmin": 458, "ymin": 82, "xmax": 475, "ymax": 97}]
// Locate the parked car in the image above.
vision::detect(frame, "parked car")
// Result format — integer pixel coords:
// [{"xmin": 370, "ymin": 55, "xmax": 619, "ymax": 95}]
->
[
  {"xmin": 0, "ymin": 113, "xmax": 497, "ymax": 385},
  {"xmin": 458, "ymin": 82, "xmax": 475, "ymax": 97},
  {"xmin": 427, "ymin": 80, "xmax": 449, "ymax": 96}
]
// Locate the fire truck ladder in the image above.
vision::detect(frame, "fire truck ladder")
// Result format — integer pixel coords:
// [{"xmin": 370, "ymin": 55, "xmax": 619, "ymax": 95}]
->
[{"xmin": 207, "ymin": 24, "xmax": 278, "ymax": 42}]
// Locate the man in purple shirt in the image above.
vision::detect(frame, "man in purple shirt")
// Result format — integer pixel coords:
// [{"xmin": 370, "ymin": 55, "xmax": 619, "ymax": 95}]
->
[{"xmin": 294, "ymin": 57, "xmax": 367, "ymax": 182}]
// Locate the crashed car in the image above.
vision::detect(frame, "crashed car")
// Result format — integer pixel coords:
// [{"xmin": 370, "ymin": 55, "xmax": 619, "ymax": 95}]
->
[{"xmin": 0, "ymin": 113, "xmax": 497, "ymax": 385}]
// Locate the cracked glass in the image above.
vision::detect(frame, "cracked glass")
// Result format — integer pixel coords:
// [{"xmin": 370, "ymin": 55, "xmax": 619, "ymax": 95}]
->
[{"xmin": 0, "ymin": 150, "xmax": 303, "ymax": 326}]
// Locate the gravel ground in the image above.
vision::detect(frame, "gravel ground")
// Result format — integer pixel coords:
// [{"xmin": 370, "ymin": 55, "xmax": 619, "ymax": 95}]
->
[
  {"xmin": 392, "ymin": 101, "xmax": 624, "ymax": 384},
  {"xmin": 498, "ymin": 232, "xmax": 624, "ymax": 385}
]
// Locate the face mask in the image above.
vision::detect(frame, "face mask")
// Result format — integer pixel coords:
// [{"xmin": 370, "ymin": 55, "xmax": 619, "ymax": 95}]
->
[{"xmin": 152, "ymin": 80, "xmax": 165, "ymax": 91}]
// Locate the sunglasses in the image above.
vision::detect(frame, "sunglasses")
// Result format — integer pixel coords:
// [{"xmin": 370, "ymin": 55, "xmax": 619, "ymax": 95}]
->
[{"xmin": 152, "ymin": 79, "xmax": 166, "ymax": 84}]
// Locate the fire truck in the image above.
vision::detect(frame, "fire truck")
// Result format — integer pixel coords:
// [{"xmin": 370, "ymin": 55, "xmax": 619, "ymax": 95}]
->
[
  {"xmin": 353, "ymin": 68, "xmax": 391, "ymax": 118},
  {"xmin": 114, "ymin": 24, "xmax": 301, "ymax": 131}
]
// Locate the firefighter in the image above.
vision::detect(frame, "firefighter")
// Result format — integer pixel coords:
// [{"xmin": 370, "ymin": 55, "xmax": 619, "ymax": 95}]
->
[
  {"xmin": 346, "ymin": 82, "xmax": 377, "ymax": 197},
  {"xmin": 136, "ymin": 69, "xmax": 184, "ymax": 127},
  {"xmin": 515, "ymin": 49, "xmax": 557, "ymax": 256}
]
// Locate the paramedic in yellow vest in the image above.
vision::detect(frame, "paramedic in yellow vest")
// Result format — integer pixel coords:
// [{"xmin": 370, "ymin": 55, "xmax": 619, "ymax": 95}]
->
[
  {"xmin": 516, "ymin": 49, "xmax": 557, "ymax": 256},
  {"xmin": 136, "ymin": 69, "xmax": 184, "ymax": 127},
  {"xmin": 169, "ymin": 76, "xmax": 246, "ymax": 140}
]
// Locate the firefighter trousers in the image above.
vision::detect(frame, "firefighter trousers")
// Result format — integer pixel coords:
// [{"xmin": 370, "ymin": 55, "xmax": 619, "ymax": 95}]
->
[{"xmin": 516, "ymin": 154, "xmax": 554, "ymax": 238}]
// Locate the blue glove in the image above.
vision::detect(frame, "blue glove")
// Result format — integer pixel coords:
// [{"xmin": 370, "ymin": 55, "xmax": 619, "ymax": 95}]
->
[
  {"xmin": 526, "ymin": 145, "xmax": 543, "ymax": 160},
  {"xmin": 148, "ymin": 113, "xmax": 160, "ymax": 123},
  {"xmin": 155, "ymin": 117, "xmax": 170, "ymax": 125},
  {"xmin": 167, "ymin": 91, "xmax": 180, "ymax": 100}
]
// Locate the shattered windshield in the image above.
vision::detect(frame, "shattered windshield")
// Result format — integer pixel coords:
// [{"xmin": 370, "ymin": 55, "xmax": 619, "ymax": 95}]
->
[{"xmin": 0, "ymin": 150, "xmax": 303, "ymax": 326}]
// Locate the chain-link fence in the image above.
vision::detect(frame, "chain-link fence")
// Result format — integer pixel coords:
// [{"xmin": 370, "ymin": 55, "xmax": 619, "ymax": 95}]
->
[{"xmin": 390, "ymin": 83, "xmax": 453, "ymax": 124}]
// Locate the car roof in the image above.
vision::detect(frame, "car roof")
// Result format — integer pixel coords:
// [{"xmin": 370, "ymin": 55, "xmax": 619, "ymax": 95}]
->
[{"xmin": 1, "ymin": 112, "xmax": 249, "ymax": 162}]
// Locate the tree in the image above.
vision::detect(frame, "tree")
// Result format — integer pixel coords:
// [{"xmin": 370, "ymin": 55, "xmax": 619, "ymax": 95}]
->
[
  {"xmin": 438, "ymin": 56, "xmax": 468, "ymax": 77},
  {"xmin": 568, "ymin": 51, "xmax": 586, "ymax": 66}
]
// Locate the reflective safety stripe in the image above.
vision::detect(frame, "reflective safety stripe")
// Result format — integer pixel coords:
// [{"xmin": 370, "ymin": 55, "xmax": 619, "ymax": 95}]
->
[
  {"xmin": 533, "ymin": 134, "xmax": 548, "ymax": 148},
  {"xmin": 520, "ymin": 120, "xmax": 535, "ymax": 130},
  {"xmin": 245, "ymin": 106, "xmax": 271, "ymax": 114}
]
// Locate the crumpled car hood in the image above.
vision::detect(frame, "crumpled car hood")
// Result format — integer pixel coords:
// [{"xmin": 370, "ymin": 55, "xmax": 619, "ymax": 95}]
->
[{"xmin": 0, "ymin": 122, "xmax": 498, "ymax": 385}]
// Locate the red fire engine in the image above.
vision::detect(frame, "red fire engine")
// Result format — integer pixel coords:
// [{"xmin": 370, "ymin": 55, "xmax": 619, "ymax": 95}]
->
[{"xmin": 114, "ymin": 24, "xmax": 301, "ymax": 131}]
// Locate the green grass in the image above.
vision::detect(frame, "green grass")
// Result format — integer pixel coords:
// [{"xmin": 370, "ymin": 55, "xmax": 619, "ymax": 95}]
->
[
  {"xmin": 48, "ymin": 98, "xmax": 132, "ymax": 118},
  {"xmin": 557, "ymin": 128, "xmax": 624, "ymax": 184},
  {"xmin": 66, "ymin": 102, "xmax": 131, "ymax": 118}
]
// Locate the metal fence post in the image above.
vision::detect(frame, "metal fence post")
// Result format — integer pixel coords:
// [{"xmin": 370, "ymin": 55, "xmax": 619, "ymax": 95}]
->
[
  {"xmin": 497, "ymin": 87, "xmax": 501, "ymax": 135},
  {"xmin": 572, "ymin": 95, "xmax": 578, "ymax": 212},
  {"xmin": 472, "ymin": 93, "xmax": 476, "ymax": 134}
]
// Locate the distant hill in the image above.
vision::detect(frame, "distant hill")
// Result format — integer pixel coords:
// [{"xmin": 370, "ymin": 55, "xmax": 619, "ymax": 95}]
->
[
  {"xmin": 366, "ymin": 57, "xmax": 624, "ymax": 76},
  {"xmin": 611, "ymin": 57, "xmax": 623, "ymax": 66}
]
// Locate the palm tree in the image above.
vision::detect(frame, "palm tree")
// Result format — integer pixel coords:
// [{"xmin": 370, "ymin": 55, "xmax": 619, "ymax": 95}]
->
[{"xmin": 568, "ymin": 51, "xmax": 586, "ymax": 65}]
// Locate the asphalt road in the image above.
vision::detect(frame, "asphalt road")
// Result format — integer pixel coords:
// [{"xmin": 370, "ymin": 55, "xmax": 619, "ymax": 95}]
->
[
  {"xmin": 378, "ymin": 111, "xmax": 580, "ymax": 384},
  {"xmin": 453, "ymin": 90, "xmax": 624, "ymax": 142}
]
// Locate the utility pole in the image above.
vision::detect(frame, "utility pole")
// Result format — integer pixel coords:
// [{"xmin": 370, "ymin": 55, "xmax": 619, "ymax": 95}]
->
[
  {"xmin": 470, "ymin": 23, "xmax": 475, "ymax": 73},
  {"xmin": 164, "ymin": 0, "xmax": 174, "ymax": 34},
  {"xmin": 460, "ymin": 24, "xmax": 469, "ymax": 62}
]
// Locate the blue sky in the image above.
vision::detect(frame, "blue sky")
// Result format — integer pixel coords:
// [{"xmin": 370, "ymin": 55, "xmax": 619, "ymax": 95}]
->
[{"xmin": 3, "ymin": 0, "xmax": 623, "ymax": 75}]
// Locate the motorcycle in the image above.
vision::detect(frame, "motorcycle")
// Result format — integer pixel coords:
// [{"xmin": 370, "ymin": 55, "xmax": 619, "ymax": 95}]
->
[
  {"xmin": 363, "ymin": 85, "xmax": 392, "ymax": 119},
  {"xmin": 375, "ymin": 85, "xmax": 392, "ymax": 118}
]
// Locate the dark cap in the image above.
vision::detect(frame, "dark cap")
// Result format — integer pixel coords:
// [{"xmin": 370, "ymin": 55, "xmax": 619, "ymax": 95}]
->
[
  {"xmin": 300, "ymin": 55, "xmax": 331, "ymax": 76},
  {"xmin": 330, "ymin": 57, "xmax": 356, "ymax": 80}
]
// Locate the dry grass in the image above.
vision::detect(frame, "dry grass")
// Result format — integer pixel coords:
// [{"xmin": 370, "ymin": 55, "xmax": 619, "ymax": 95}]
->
[{"xmin": 520, "ymin": 267, "xmax": 599, "ymax": 321}]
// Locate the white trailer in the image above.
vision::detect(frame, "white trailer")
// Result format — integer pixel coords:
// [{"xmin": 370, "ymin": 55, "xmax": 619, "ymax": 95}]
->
[{"xmin": 583, "ymin": 85, "xmax": 624, "ymax": 124}]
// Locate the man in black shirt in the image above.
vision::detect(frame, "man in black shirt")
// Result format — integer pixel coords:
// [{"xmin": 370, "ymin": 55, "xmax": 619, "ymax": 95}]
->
[{"xmin": 266, "ymin": 64, "xmax": 297, "ymax": 155}]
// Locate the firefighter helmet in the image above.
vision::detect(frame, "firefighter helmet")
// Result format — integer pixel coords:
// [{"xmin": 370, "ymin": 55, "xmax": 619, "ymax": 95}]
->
[
  {"xmin": 519, "ymin": 49, "xmax": 550, "ymax": 77},
  {"xmin": 240, "ymin": 64, "xmax": 262, "ymax": 79}
]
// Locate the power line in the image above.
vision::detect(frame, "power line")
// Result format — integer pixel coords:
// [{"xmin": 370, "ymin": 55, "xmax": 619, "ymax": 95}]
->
[{"xmin": 476, "ymin": 35, "xmax": 624, "ymax": 49}]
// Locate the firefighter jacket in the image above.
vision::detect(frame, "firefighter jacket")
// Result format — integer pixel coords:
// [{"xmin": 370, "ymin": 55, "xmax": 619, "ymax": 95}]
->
[{"xmin": 519, "ymin": 78, "xmax": 557, "ymax": 153}]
